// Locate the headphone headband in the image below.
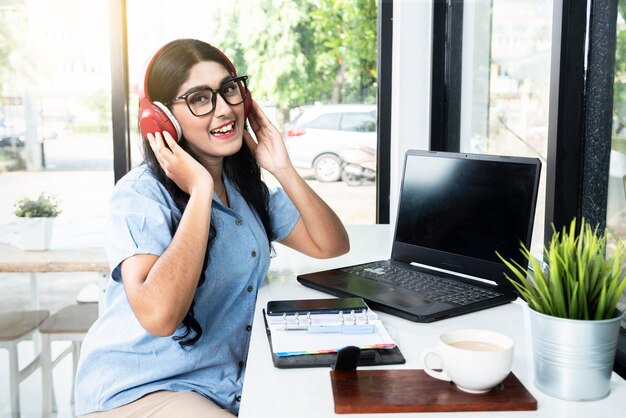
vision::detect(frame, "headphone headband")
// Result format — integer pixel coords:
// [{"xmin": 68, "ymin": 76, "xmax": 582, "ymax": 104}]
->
[{"xmin": 141, "ymin": 40, "xmax": 240, "ymax": 100}]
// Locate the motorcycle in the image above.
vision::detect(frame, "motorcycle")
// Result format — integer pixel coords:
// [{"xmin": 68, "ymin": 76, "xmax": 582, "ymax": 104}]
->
[{"xmin": 339, "ymin": 146, "xmax": 376, "ymax": 186}]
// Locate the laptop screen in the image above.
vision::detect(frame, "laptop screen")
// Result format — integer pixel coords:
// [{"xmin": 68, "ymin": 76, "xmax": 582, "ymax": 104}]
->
[{"xmin": 392, "ymin": 151, "xmax": 541, "ymax": 284}]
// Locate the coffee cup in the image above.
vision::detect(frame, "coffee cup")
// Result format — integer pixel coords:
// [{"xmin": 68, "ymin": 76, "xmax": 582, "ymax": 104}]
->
[{"xmin": 420, "ymin": 328, "xmax": 514, "ymax": 393}]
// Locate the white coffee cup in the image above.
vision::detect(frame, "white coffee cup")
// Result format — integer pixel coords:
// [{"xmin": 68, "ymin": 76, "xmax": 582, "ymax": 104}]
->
[{"xmin": 420, "ymin": 328, "xmax": 514, "ymax": 393}]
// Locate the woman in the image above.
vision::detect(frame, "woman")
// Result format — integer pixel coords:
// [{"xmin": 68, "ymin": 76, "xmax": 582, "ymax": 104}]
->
[{"xmin": 75, "ymin": 39, "xmax": 349, "ymax": 417}]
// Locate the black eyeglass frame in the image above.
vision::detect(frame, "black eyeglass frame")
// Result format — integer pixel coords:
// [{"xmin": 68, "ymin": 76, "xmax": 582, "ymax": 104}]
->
[{"xmin": 166, "ymin": 75, "xmax": 249, "ymax": 117}]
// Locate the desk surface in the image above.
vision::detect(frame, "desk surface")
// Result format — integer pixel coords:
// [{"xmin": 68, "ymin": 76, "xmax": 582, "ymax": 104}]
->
[{"xmin": 240, "ymin": 225, "xmax": 626, "ymax": 418}]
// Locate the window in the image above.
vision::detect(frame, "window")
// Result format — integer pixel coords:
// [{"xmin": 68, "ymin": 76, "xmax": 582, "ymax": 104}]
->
[
  {"xmin": 121, "ymin": 0, "xmax": 388, "ymax": 224},
  {"xmin": 435, "ymin": 0, "xmax": 622, "ymax": 274},
  {"xmin": 0, "ymin": 0, "xmax": 113, "ymax": 219},
  {"xmin": 436, "ymin": 0, "xmax": 552, "ymax": 256},
  {"xmin": 0, "ymin": 0, "xmax": 113, "ymax": 313}
]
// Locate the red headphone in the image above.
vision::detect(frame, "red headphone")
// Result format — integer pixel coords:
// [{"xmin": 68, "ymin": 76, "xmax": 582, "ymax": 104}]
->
[{"xmin": 139, "ymin": 40, "xmax": 252, "ymax": 142}]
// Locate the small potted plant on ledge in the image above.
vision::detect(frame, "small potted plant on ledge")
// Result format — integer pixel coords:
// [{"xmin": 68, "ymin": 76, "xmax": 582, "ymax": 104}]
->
[
  {"xmin": 499, "ymin": 218, "xmax": 626, "ymax": 401},
  {"xmin": 13, "ymin": 192, "xmax": 61, "ymax": 251}
]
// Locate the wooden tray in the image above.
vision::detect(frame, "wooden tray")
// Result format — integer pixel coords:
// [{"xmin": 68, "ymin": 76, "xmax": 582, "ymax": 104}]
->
[{"xmin": 330, "ymin": 369, "xmax": 537, "ymax": 414}]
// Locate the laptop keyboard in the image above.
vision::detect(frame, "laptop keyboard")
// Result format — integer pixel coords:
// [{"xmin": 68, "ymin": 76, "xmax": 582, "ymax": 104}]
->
[{"xmin": 341, "ymin": 262, "xmax": 502, "ymax": 306}]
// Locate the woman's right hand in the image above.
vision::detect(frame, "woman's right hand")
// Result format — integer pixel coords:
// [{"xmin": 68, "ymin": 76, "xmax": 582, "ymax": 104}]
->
[
  {"xmin": 127, "ymin": 131, "xmax": 213, "ymax": 336},
  {"xmin": 147, "ymin": 131, "xmax": 213, "ymax": 195}
]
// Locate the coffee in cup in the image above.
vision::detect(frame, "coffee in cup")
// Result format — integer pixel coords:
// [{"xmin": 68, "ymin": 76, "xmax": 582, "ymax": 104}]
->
[{"xmin": 420, "ymin": 329, "xmax": 514, "ymax": 393}]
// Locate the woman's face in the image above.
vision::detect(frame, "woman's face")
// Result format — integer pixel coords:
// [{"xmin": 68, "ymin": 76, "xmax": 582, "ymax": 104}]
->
[{"xmin": 170, "ymin": 60, "xmax": 245, "ymax": 164}]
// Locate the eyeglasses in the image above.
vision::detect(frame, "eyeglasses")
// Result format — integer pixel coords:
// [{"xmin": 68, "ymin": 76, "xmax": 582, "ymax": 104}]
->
[{"xmin": 167, "ymin": 75, "xmax": 248, "ymax": 117}]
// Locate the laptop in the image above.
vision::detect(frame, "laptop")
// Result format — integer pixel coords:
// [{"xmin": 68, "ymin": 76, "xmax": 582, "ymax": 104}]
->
[{"xmin": 298, "ymin": 150, "xmax": 542, "ymax": 322}]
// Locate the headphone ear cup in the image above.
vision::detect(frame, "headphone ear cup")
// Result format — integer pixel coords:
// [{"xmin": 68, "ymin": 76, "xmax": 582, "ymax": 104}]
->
[
  {"xmin": 153, "ymin": 102, "xmax": 182, "ymax": 140},
  {"xmin": 139, "ymin": 99, "xmax": 182, "ymax": 141}
]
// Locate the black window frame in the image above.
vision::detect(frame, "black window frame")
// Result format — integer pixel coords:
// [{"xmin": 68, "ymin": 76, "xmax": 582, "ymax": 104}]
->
[
  {"xmin": 109, "ymin": 0, "xmax": 131, "ymax": 183},
  {"xmin": 430, "ymin": 0, "xmax": 463, "ymax": 152}
]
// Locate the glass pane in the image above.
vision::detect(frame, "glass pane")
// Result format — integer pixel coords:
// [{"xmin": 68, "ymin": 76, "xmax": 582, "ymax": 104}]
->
[
  {"xmin": 126, "ymin": 0, "xmax": 378, "ymax": 224},
  {"xmin": 460, "ymin": 0, "xmax": 552, "ymax": 256},
  {"xmin": 1, "ymin": 0, "xmax": 112, "ymax": 310},
  {"xmin": 610, "ymin": 4, "xmax": 626, "ymax": 318},
  {"xmin": 1, "ymin": 0, "xmax": 113, "ymax": 210}
]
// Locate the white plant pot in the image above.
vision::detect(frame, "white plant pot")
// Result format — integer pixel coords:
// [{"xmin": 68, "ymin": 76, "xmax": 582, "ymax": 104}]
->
[
  {"xmin": 16, "ymin": 217, "xmax": 55, "ymax": 251},
  {"xmin": 530, "ymin": 307, "xmax": 624, "ymax": 401}
]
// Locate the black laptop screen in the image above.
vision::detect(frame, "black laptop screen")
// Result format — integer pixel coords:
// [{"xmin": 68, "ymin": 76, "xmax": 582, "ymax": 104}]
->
[{"xmin": 395, "ymin": 152, "xmax": 540, "ymax": 268}]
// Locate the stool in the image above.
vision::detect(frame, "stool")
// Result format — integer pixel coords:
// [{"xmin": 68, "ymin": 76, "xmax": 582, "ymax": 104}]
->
[
  {"xmin": 0, "ymin": 310, "xmax": 49, "ymax": 417},
  {"xmin": 40, "ymin": 303, "xmax": 98, "ymax": 417}
]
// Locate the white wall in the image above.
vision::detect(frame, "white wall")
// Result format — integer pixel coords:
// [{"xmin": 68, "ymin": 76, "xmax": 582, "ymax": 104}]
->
[{"xmin": 389, "ymin": 0, "xmax": 433, "ymax": 226}]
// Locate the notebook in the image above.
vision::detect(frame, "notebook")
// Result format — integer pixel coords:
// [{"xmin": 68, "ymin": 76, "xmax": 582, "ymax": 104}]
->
[
  {"xmin": 298, "ymin": 150, "xmax": 542, "ymax": 322},
  {"xmin": 263, "ymin": 306, "xmax": 396, "ymax": 356},
  {"xmin": 261, "ymin": 297, "xmax": 406, "ymax": 368}
]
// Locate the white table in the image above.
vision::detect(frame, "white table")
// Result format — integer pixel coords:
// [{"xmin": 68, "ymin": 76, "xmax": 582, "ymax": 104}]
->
[
  {"xmin": 0, "ymin": 217, "xmax": 109, "ymax": 313},
  {"xmin": 239, "ymin": 225, "xmax": 626, "ymax": 418}
]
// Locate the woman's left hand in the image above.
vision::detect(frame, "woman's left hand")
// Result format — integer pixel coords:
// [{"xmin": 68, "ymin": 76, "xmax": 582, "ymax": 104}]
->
[
  {"xmin": 243, "ymin": 99, "xmax": 292, "ymax": 175},
  {"xmin": 244, "ymin": 101, "xmax": 349, "ymax": 259}
]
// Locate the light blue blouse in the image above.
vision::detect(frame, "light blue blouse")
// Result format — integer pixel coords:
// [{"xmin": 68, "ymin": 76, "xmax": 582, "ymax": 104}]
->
[{"xmin": 75, "ymin": 165, "xmax": 299, "ymax": 415}]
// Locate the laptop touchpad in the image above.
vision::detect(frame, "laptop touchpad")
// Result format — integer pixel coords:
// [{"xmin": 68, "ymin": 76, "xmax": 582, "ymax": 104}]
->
[
  {"xmin": 375, "ymin": 290, "xmax": 429, "ymax": 309},
  {"xmin": 333, "ymin": 278, "xmax": 395, "ymax": 294}
]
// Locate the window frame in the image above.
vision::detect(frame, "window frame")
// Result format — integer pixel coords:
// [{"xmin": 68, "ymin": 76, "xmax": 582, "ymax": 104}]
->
[
  {"xmin": 430, "ymin": 0, "xmax": 463, "ymax": 152},
  {"xmin": 110, "ymin": 0, "xmax": 131, "ymax": 183}
]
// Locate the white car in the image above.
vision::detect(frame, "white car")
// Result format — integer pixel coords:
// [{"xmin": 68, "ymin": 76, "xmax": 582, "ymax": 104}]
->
[{"xmin": 284, "ymin": 104, "xmax": 377, "ymax": 182}]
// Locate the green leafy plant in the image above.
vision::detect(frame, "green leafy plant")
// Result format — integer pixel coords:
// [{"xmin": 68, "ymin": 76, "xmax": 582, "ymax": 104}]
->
[
  {"xmin": 499, "ymin": 218, "xmax": 626, "ymax": 320},
  {"xmin": 13, "ymin": 193, "xmax": 61, "ymax": 218}
]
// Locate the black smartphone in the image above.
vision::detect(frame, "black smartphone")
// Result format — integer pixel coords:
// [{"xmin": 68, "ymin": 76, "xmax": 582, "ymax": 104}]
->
[{"xmin": 266, "ymin": 297, "xmax": 368, "ymax": 316}]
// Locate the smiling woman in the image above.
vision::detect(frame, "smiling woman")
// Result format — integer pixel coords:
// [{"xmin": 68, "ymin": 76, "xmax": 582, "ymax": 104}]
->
[{"xmin": 74, "ymin": 38, "xmax": 349, "ymax": 417}]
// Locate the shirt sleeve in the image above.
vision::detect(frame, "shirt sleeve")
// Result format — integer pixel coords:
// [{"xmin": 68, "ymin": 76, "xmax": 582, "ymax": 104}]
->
[
  {"xmin": 267, "ymin": 186, "xmax": 299, "ymax": 242},
  {"xmin": 105, "ymin": 171, "xmax": 181, "ymax": 282}
]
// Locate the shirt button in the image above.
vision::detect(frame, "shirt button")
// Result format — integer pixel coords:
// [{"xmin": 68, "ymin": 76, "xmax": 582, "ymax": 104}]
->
[
  {"xmin": 239, "ymin": 360, "xmax": 245, "ymax": 368},
  {"xmin": 235, "ymin": 395, "xmax": 242, "ymax": 402},
  {"xmin": 251, "ymin": 250, "xmax": 257, "ymax": 257},
  {"xmin": 247, "ymin": 285, "xmax": 254, "ymax": 292},
  {"xmin": 235, "ymin": 219, "xmax": 242, "ymax": 226},
  {"xmin": 246, "ymin": 325, "xmax": 252, "ymax": 331}
]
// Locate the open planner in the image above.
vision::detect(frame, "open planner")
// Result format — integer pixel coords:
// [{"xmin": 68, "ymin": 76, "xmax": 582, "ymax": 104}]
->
[{"xmin": 262, "ymin": 297, "xmax": 406, "ymax": 368}]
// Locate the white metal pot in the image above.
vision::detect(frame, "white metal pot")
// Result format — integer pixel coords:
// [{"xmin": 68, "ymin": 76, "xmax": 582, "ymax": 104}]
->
[
  {"xmin": 16, "ymin": 217, "xmax": 55, "ymax": 251},
  {"xmin": 530, "ymin": 307, "xmax": 624, "ymax": 401}
]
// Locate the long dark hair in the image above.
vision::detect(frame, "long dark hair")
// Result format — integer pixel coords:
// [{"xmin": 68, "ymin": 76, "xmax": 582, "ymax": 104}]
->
[{"xmin": 142, "ymin": 39, "xmax": 273, "ymax": 348}]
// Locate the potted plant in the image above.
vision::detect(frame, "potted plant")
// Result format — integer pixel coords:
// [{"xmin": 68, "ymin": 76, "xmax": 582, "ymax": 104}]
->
[
  {"xmin": 13, "ymin": 193, "xmax": 61, "ymax": 251},
  {"xmin": 499, "ymin": 218, "xmax": 626, "ymax": 401}
]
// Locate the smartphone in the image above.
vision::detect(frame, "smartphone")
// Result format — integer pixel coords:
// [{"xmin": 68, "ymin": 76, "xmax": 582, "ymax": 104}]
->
[{"xmin": 266, "ymin": 297, "xmax": 368, "ymax": 316}]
